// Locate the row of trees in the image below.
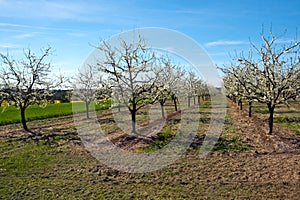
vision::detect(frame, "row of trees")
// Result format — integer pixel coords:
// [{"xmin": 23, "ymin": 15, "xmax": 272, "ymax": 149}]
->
[
  {"xmin": 3, "ymin": 29, "xmax": 298, "ymax": 136},
  {"xmin": 0, "ymin": 37, "xmax": 211, "ymax": 135},
  {"xmin": 73, "ymin": 36, "xmax": 211, "ymax": 134},
  {"xmin": 220, "ymin": 30, "xmax": 300, "ymax": 134}
]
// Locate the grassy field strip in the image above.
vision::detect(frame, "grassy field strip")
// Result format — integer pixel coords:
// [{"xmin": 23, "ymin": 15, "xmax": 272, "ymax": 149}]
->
[
  {"xmin": 0, "ymin": 143, "xmax": 28, "ymax": 156},
  {"xmin": 0, "ymin": 100, "xmax": 111, "ymax": 125},
  {"xmin": 0, "ymin": 108, "xmax": 114, "ymax": 138}
]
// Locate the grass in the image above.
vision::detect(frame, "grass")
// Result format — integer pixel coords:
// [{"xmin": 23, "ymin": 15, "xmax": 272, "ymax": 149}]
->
[
  {"xmin": 140, "ymin": 101, "xmax": 210, "ymax": 153},
  {"xmin": 142, "ymin": 125, "xmax": 177, "ymax": 152},
  {"xmin": 142, "ymin": 100, "xmax": 252, "ymax": 154},
  {"xmin": 1, "ymin": 134, "xmax": 297, "ymax": 199},
  {"xmin": 213, "ymin": 114, "xmax": 253, "ymax": 152},
  {"xmin": 0, "ymin": 98, "xmax": 299, "ymax": 199},
  {"xmin": 0, "ymin": 100, "xmax": 111, "ymax": 125},
  {"xmin": 213, "ymin": 136, "xmax": 252, "ymax": 152},
  {"xmin": 0, "ymin": 134, "xmax": 101, "ymax": 199}
]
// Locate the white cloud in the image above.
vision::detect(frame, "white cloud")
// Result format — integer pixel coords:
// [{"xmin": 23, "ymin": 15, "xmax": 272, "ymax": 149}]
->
[
  {"xmin": 0, "ymin": 43, "xmax": 20, "ymax": 49},
  {"xmin": 205, "ymin": 40, "xmax": 247, "ymax": 47},
  {"xmin": 13, "ymin": 33, "xmax": 35, "ymax": 39}
]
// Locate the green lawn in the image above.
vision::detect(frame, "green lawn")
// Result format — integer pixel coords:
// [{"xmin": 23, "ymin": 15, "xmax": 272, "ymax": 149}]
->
[{"xmin": 0, "ymin": 100, "xmax": 111, "ymax": 125}]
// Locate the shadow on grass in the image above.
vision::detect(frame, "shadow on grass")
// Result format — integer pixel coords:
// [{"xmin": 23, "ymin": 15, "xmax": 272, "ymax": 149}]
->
[{"xmin": 10, "ymin": 130, "xmax": 80, "ymax": 147}]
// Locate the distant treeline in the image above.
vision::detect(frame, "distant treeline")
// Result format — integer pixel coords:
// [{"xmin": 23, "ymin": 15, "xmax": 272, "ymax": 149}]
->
[{"xmin": 51, "ymin": 90, "xmax": 72, "ymax": 102}]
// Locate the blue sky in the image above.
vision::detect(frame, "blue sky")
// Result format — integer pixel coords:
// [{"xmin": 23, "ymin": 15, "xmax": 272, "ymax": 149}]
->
[{"xmin": 1, "ymin": 0, "xmax": 300, "ymax": 81}]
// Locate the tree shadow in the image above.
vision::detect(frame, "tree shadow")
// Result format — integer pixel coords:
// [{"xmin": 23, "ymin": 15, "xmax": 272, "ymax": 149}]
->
[{"xmin": 12, "ymin": 130, "xmax": 79, "ymax": 146}]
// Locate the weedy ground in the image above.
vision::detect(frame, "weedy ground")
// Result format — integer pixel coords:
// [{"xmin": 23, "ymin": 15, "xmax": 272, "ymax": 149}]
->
[{"xmin": 0, "ymin": 99, "xmax": 299, "ymax": 199}]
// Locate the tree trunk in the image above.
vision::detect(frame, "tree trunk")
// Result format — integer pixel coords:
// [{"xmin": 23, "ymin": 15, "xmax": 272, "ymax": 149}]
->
[
  {"xmin": 248, "ymin": 101, "xmax": 252, "ymax": 117},
  {"xmin": 267, "ymin": 104, "xmax": 275, "ymax": 134},
  {"xmin": 85, "ymin": 101, "xmax": 90, "ymax": 119},
  {"xmin": 20, "ymin": 106, "xmax": 30, "ymax": 132},
  {"xmin": 118, "ymin": 103, "xmax": 121, "ymax": 112},
  {"xmin": 238, "ymin": 99, "xmax": 242, "ymax": 110},
  {"xmin": 160, "ymin": 101, "xmax": 165, "ymax": 119},
  {"xmin": 188, "ymin": 95, "xmax": 191, "ymax": 108},
  {"xmin": 193, "ymin": 96, "xmax": 196, "ymax": 105},
  {"xmin": 173, "ymin": 96, "xmax": 178, "ymax": 111},
  {"xmin": 131, "ymin": 101, "xmax": 137, "ymax": 134},
  {"xmin": 198, "ymin": 96, "xmax": 201, "ymax": 105},
  {"xmin": 131, "ymin": 110, "xmax": 136, "ymax": 134}
]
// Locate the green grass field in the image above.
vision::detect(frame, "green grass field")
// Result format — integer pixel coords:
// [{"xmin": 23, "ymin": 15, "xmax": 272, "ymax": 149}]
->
[{"xmin": 0, "ymin": 100, "xmax": 111, "ymax": 125}]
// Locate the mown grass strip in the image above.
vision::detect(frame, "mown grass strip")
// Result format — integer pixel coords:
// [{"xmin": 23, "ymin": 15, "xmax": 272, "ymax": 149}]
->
[{"xmin": 0, "ymin": 100, "xmax": 111, "ymax": 125}]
